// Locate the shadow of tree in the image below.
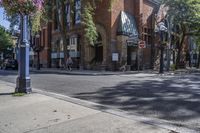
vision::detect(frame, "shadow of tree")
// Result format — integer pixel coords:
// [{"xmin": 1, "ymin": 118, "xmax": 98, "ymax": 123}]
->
[{"xmin": 73, "ymin": 74, "xmax": 200, "ymax": 130}]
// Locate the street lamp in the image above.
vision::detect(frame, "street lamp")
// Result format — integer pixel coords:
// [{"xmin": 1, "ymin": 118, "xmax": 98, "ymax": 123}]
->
[
  {"xmin": 157, "ymin": 21, "xmax": 168, "ymax": 73},
  {"xmin": 0, "ymin": 0, "xmax": 44, "ymax": 93},
  {"xmin": 15, "ymin": 15, "xmax": 32, "ymax": 93},
  {"xmin": 33, "ymin": 33, "xmax": 44, "ymax": 70}
]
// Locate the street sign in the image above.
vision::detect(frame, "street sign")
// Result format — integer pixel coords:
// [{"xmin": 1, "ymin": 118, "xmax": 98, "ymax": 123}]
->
[
  {"xmin": 112, "ymin": 53, "xmax": 119, "ymax": 61},
  {"xmin": 138, "ymin": 41, "xmax": 146, "ymax": 49},
  {"xmin": 126, "ymin": 35, "xmax": 139, "ymax": 46}
]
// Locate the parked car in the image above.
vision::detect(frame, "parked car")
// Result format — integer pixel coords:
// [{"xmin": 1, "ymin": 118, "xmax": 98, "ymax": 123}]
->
[{"xmin": 1, "ymin": 59, "xmax": 18, "ymax": 70}]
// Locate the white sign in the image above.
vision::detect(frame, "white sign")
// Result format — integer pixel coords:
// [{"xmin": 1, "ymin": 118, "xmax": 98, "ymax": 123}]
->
[
  {"xmin": 112, "ymin": 53, "xmax": 119, "ymax": 61},
  {"xmin": 131, "ymin": 52, "xmax": 136, "ymax": 61}
]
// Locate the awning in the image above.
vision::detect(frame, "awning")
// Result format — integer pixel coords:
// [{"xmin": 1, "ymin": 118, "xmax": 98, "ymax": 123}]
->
[{"xmin": 117, "ymin": 11, "xmax": 139, "ymax": 37}]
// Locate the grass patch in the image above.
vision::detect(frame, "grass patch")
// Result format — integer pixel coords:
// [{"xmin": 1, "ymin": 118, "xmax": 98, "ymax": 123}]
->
[
  {"xmin": 170, "ymin": 64, "xmax": 176, "ymax": 71},
  {"xmin": 12, "ymin": 93, "xmax": 26, "ymax": 97}
]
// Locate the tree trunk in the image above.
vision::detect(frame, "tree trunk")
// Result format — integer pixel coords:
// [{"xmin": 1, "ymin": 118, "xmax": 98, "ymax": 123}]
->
[
  {"xmin": 159, "ymin": 45, "xmax": 164, "ymax": 73},
  {"xmin": 176, "ymin": 35, "xmax": 185, "ymax": 69},
  {"xmin": 197, "ymin": 46, "xmax": 200, "ymax": 68},
  {"xmin": 56, "ymin": 0, "xmax": 69, "ymax": 68}
]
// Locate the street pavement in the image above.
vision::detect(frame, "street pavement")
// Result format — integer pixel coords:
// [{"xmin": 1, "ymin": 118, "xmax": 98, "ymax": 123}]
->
[
  {"xmin": 0, "ymin": 69, "xmax": 200, "ymax": 132},
  {"xmin": 0, "ymin": 80, "xmax": 172, "ymax": 133}
]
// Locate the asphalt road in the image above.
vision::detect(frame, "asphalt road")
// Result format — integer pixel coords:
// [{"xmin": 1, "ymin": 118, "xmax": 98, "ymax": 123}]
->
[{"xmin": 1, "ymin": 70, "xmax": 200, "ymax": 132}]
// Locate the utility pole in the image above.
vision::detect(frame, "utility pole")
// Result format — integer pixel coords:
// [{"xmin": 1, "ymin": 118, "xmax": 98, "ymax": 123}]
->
[
  {"xmin": 166, "ymin": 15, "xmax": 172, "ymax": 71},
  {"xmin": 160, "ymin": 44, "xmax": 164, "ymax": 73},
  {"xmin": 157, "ymin": 22, "xmax": 168, "ymax": 74}
]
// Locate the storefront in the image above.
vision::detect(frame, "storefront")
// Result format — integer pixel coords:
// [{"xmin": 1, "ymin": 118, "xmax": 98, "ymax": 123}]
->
[{"xmin": 117, "ymin": 11, "xmax": 139, "ymax": 70}]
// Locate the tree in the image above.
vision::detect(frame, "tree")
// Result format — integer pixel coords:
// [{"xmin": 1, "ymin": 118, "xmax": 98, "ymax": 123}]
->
[
  {"xmin": 0, "ymin": 0, "xmax": 45, "ymax": 93},
  {"xmin": 44, "ymin": 0, "xmax": 101, "ymax": 67},
  {"xmin": 162, "ymin": 0, "xmax": 200, "ymax": 69},
  {"xmin": 0, "ymin": 26, "xmax": 12, "ymax": 58},
  {"xmin": 195, "ymin": 37, "xmax": 200, "ymax": 68}
]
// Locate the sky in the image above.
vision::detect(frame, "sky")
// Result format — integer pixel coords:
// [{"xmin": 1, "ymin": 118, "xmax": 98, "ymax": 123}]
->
[{"xmin": 0, "ymin": 7, "xmax": 10, "ymax": 29}]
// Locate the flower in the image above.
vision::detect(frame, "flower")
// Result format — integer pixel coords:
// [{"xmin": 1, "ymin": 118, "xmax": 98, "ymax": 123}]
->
[
  {"xmin": 33, "ymin": 0, "xmax": 44, "ymax": 10},
  {"xmin": 0, "ymin": 0, "xmax": 44, "ymax": 15}
]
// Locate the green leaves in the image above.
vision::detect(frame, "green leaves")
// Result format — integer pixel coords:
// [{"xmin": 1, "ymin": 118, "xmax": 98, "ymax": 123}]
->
[
  {"xmin": 82, "ymin": 2, "xmax": 98, "ymax": 46},
  {"xmin": 162, "ymin": 0, "xmax": 200, "ymax": 67},
  {"xmin": 31, "ymin": 11, "xmax": 43, "ymax": 34},
  {"xmin": 163, "ymin": 0, "xmax": 200, "ymax": 33},
  {"xmin": 0, "ymin": 27, "xmax": 12, "ymax": 53}
]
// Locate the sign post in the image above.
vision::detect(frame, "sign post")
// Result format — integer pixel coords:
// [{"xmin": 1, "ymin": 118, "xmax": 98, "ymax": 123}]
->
[{"xmin": 112, "ymin": 53, "xmax": 119, "ymax": 71}]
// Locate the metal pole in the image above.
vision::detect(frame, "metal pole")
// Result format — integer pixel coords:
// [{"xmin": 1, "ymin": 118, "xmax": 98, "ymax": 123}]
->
[
  {"xmin": 159, "ymin": 44, "xmax": 164, "ymax": 73},
  {"xmin": 137, "ymin": 48, "xmax": 140, "ymax": 71},
  {"xmin": 15, "ymin": 15, "xmax": 31, "ymax": 93},
  {"xmin": 166, "ymin": 16, "xmax": 171, "ymax": 71},
  {"xmin": 159, "ymin": 30, "xmax": 164, "ymax": 74},
  {"xmin": 37, "ymin": 51, "xmax": 40, "ymax": 70}
]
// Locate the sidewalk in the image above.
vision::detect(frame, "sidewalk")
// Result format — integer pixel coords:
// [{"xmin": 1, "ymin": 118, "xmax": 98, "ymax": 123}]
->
[{"xmin": 0, "ymin": 80, "xmax": 173, "ymax": 133}]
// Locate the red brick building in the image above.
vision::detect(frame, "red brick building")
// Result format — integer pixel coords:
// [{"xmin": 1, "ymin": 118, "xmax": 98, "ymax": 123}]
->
[{"xmin": 33, "ymin": 0, "xmax": 160, "ymax": 70}]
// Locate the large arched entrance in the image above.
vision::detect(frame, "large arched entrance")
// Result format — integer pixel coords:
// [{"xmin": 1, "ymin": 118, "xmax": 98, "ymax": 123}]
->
[
  {"xmin": 94, "ymin": 33, "xmax": 103, "ymax": 63},
  {"xmin": 85, "ymin": 24, "xmax": 107, "ymax": 70}
]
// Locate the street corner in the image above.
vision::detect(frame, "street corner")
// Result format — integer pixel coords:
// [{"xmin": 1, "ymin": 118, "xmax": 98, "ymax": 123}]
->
[
  {"xmin": 0, "ymin": 80, "xmax": 15, "ymax": 94},
  {"xmin": 26, "ymin": 112, "xmax": 172, "ymax": 133},
  {"xmin": 0, "ymin": 85, "xmax": 100, "ymax": 133}
]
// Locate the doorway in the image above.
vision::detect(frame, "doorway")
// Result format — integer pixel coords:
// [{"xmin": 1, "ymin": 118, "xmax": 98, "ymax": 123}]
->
[{"xmin": 127, "ymin": 46, "xmax": 138, "ymax": 70}]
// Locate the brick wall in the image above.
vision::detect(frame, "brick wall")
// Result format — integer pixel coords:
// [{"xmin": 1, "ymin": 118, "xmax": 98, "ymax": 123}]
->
[{"xmin": 34, "ymin": 0, "xmax": 160, "ymax": 70}]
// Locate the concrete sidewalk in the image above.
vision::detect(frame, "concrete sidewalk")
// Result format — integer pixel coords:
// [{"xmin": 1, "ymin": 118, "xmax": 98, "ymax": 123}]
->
[
  {"xmin": 30, "ymin": 67, "xmax": 148, "ymax": 76},
  {"xmin": 0, "ymin": 81, "xmax": 173, "ymax": 133}
]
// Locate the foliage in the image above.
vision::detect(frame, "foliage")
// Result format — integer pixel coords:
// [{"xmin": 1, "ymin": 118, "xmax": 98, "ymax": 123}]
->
[
  {"xmin": 31, "ymin": 11, "xmax": 43, "ymax": 33},
  {"xmin": 162, "ymin": 0, "xmax": 200, "ymax": 36},
  {"xmin": 109, "ymin": 0, "xmax": 116, "ymax": 11},
  {"xmin": 12, "ymin": 92, "xmax": 25, "ymax": 96},
  {"xmin": 82, "ymin": 2, "xmax": 98, "ymax": 45},
  {"xmin": 196, "ymin": 36, "xmax": 200, "ymax": 68},
  {"xmin": 0, "ymin": 0, "xmax": 43, "ymax": 15},
  {"xmin": 0, "ymin": 0, "xmax": 45, "ymax": 34},
  {"xmin": 0, "ymin": 26, "xmax": 12, "ymax": 53},
  {"xmin": 170, "ymin": 64, "xmax": 176, "ymax": 71},
  {"xmin": 162, "ymin": 0, "xmax": 200, "ymax": 67},
  {"xmin": 7, "ymin": 15, "xmax": 20, "ymax": 32}
]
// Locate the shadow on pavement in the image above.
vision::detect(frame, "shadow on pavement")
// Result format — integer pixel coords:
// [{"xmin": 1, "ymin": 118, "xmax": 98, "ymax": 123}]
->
[
  {"xmin": 73, "ymin": 75, "xmax": 200, "ymax": 130},
  {"xmin": 0, "ymin": 92, "xmax": 14, "ymax": 96}
]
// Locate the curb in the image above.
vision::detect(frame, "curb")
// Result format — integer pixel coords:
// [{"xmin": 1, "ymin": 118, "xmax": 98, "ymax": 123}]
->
[{"xmin": 30, "ymin": 69, "xmax": 116, "ymax": 76}]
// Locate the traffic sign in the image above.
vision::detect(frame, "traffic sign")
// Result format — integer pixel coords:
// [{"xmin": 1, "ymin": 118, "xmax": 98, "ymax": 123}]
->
[{"xmin": 138, "ymin": 41, "xmax": 146, "ymax": 48}]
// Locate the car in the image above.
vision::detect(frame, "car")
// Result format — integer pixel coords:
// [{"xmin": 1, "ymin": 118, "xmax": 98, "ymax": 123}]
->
[{"xmin": 2, "ymin": 59, "xmax": 18, "ymax": 70}]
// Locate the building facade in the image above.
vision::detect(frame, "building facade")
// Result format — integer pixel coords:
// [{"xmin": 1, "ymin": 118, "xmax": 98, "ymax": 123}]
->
[{"xmin": 33, "ymin": 0, "xmax": 160, "ymax": 71}]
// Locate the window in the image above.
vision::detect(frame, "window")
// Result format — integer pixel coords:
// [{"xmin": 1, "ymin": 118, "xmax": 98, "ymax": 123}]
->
[
  {"xmin": 43, "ymin": 29, "xmax": 45, "ymax": 46},
  {"xmin": 65, "ymin": 2, "xmax": 70, "ymax": 29},
  {"xmin": 51, "ymin": 43, "xmax": 57, "ymax": 52},
  {"xmin": 143, "ymin": 27, "xmax": 153, "ymax": 45},
  {"xmin": 75, "ymin": 0, "xmax": 81, "ymax": 24},
  {"xmin": 70, "ymin": 37, "xmax": 77, "ymax": 45},
  {"xmin": 54, "ymin": 9, "xmax": 58, "ymax": 30}
]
